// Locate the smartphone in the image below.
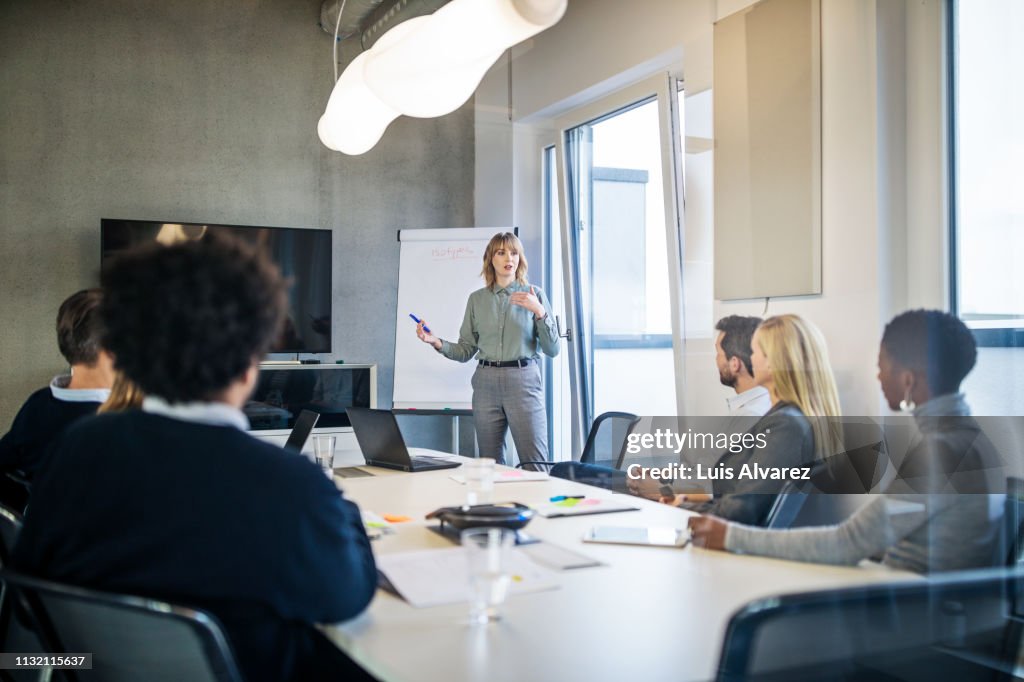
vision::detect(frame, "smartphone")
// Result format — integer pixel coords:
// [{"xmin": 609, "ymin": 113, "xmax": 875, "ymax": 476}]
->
[{"xmin": 582, "ymin": 526, "xmax": 690, "ymax": 548}]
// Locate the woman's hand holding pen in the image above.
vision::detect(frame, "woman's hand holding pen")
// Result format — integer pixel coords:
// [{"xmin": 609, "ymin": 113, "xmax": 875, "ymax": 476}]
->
[
  {"xmin": 416, "ymin": 321, "xmax": 442, "ymax": 350},
  {"xmin": 510, "ymin": 286, "xmax": 545, "ymax": 319}
]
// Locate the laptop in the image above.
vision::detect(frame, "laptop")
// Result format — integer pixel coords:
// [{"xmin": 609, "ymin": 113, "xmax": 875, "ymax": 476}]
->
[
  {"xmin": 347, "ymin": 407, "xmax": 461, "ymax": 472},
  {"xmin": 284, "ymin": 409, "xmax": 320, "ymax": 453}
]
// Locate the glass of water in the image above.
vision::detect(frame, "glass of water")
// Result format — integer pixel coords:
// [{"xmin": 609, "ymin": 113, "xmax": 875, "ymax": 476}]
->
[
  {"xmin": 313, "ymin": 434, "xmax": 335, "ymax": 478},
  {"xmin": 461, "ymin": 526, "xmax": 515, "ymax": 625},
  {"xmin": 464, "ymin": 457, "xmax": 496, "ymax": 505}
]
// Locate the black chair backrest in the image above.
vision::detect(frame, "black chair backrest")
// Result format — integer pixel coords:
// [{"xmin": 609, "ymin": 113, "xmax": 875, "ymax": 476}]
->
[
  {"xmin": 1006, "ymin": 477, "xmax": 1024, "ymax": 567},
  {"xmin": 717, "ymin": 566, "xmax": 1024, "ymax": 682},
  {"xmin": 579, "ymin": 412, "xmax": 641, "ymax": 468},
  {"xmin": 763, "ymin": 480, "xmax": 805, "ymax": 529},
  {"xmin": 0, "ymin": 472, "xmax": 31, "ymax": 518},
  {"xmin": 0, "ymin": 502, "xmax": 23, "ymax": 566},
  {"xmin": 1, "ymin": 570, "xmax": 244, "ymax": 682},
  {"xmin": 765, "ymin": 422, "xmax": 889, "ymax": 530}
]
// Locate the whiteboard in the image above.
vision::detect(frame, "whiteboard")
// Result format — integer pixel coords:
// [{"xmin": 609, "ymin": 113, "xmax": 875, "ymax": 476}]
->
[{"xmin": 394, "ymin": 228, "xmax": 508, "ymax": 410}]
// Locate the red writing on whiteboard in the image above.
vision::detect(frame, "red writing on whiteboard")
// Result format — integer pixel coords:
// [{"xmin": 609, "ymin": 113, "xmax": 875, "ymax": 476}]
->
[{"xmin": 432, "ymin": 247, "xmax": 475, "ymax": 260}]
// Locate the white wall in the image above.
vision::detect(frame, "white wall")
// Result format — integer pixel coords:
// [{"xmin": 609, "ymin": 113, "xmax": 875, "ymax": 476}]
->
[
  {"xmin": 718, "ymin": 0, "xmax": 891, "ymax": 417},
  {"xmin": 477, "ymin": 0, "xmax": 950, "ymax": 419}
]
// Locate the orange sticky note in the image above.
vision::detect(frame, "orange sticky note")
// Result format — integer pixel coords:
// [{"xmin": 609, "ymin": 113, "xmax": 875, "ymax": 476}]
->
[{"xmin": 382, "ymin": 514, "xmax": 412, "ymax": 523}]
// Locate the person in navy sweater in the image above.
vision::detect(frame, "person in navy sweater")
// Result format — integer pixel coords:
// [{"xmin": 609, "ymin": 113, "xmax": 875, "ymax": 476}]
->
[
  {"xmin": 13, "ymin": 236, "xmax": 378, "ymax": 682},
  {"xmin": 0, "ymin": 288, "xmax": 114, "ymax": 508}
]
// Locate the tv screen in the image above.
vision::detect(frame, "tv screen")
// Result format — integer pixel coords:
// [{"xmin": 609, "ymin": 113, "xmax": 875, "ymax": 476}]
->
[{"xmin": 101, "ymin": 219, "xmax": 332, "ymax": 354}]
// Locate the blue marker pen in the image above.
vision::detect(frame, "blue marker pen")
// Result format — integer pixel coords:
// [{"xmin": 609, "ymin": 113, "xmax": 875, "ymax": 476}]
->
[{"xmin": 409, "ymin": 314, "xmax": 431, "ymax": 333}]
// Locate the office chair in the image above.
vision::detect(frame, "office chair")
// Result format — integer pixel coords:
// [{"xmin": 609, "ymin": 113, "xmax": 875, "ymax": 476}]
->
[
  {"xmin": 0, "ymin": 507, "xmax": 60, "ymax": 682},
  {"xmin": 1005, "ymin": 477, "xmax": 1024, "ymax": 567},
  {"xmin": 0, "ymin": 570, "xmax": 244, "ymax": 682},
  {"xmin": 0, "ymin": 503, "xmax": 22, "ymax": 567},
  {"xmin": 0, "ymin": 473, "xmax": 30, "ymax": 518},
  {"xmin": 516, "ymin": 412, "xmax": 640, "ymax": 485},
  {"xmin": 0, "ymin": 504, "xmax": 24, "ymax": 682},
  {"xmin": 1002, "ymin": 477, "xmax": 1024, "ymax": 668},
  {"xmin": 717, "ymin": 566, "xmax": 1024, "ymax": 682},
  {"xmin": 764, "ymin": 424, "xmax": 887, "ymax": 529}
]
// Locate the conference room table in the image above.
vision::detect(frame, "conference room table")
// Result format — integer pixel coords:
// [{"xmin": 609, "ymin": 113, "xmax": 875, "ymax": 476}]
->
[{"xmin": 322, "ymin": 452, "xmax": 918, "ymax": 682}]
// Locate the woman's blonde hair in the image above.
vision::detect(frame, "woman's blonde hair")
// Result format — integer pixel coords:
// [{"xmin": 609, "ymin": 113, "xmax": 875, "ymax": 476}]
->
[
  {"xmin": 755, "ymin": 314, "xmax": 843, "ymax": 457},
  {"xmin": 481, "ymin": 232, "xmax": 528, "ymax": 289},
  {"xmin": 98, "ymin": 372, "xmax": 144, "ymax": 414}
]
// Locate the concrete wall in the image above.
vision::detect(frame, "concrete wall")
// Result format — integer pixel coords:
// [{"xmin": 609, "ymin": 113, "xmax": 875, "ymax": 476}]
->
[{"xmin": 0, "ymin": 0, "xmax": 475, "ymax": 446}]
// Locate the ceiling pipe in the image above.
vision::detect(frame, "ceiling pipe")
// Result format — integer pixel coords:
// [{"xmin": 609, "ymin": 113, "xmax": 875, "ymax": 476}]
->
[
  {"xmin": 319, "ymin": 0, "xmax": 383, "ymax": 40},
  {"xmin": 319, "ymin": 0, "xmax": 453, "ymax": 49},
  {"xmin": 359, "ymin": 0, "xmax": 452, "ymax": 49}
]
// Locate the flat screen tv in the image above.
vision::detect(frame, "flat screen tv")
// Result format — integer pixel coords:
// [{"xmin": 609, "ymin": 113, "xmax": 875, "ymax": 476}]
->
[{"xmin": 101, "ymin": 219, "xmax": 332, "ymax": 354}]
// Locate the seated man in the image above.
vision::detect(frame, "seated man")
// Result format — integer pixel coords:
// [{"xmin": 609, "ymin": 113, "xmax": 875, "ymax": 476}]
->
[
  {"xmin": 13, "ymin": 236, "xmax": 377, "ymax": 682},
  {"xmin": 0, "ymin": 289, "xmax": 113, "ymax": 503},
  {"xmin": 621, "ymin": 315, "xmax": 770, "ymax": 500}
]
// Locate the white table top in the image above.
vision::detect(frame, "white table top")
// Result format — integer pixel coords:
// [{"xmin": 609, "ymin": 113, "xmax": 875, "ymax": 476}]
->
[{"xmin": 323, "ymin": 457, "xmax": 918, "ymax": 682}]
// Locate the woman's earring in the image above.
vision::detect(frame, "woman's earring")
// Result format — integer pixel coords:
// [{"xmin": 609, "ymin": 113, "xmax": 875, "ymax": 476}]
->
[{"xmin": 899, "ymin": 389, "xmax": 916, "ymax": 413}]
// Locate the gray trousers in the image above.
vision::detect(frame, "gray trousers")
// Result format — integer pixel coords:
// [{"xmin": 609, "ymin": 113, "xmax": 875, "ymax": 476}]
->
[{"xmin": 471, "ymin": 363, "xmax": 548, "ymax": 468}]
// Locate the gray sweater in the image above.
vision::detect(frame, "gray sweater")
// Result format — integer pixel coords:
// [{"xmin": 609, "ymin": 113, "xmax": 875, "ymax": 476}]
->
[{"xmin": 724, "ymin": 394, "xmax": 1005, "ymax": 574}]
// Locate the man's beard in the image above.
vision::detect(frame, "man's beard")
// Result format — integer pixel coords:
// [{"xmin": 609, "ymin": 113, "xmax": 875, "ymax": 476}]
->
[{"xmin": 718, "ymin": 370, "xmax": 737, "ymax": 389}]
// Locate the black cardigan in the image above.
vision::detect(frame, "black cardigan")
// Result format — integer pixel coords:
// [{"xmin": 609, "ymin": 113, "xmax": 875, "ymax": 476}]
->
[
  {"xmin": 13, "ymin": 411, "xmax": 377, "ymax": 682},
  {"xmin": 685, "ymin": 401, "xmax": 816, "ymax": 526}
]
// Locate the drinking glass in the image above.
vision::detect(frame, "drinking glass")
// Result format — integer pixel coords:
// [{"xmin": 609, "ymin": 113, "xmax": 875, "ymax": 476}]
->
[
  {"xmin": 461, "ymin": 526, "xmax": 515, "ymax": 625},
  {"xmin": 313, "ymin": 434, "xmax": 336, "ymax": 478},
  {"xmin": 464, "ymin": 457, "xmax": 496, "ymax": 505}
]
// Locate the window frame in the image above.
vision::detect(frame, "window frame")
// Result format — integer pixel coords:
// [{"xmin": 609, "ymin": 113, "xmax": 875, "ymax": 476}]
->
[{"xmin": 948, "ymin": 0, "xmax": 1024, "ymax": 348}]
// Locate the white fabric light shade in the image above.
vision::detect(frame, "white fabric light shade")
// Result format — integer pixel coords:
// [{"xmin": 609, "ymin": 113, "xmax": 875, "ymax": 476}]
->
[
  {"xmin": 363, "ymin": 0, "xmax": 567, "ymax": 119},
  {"xmin": 317, "ymin": 18, "xmax": 426, "ymax": 155},
  {"xmin": 317, "ymin": 51, "xmax": 400, "ymax": 155},
  {"xmin": 317, "ymin": 0, "xmax": 567, "ymax": 154}
]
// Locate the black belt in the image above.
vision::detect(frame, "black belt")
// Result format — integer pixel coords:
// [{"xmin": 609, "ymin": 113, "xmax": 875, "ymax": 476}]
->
[{"xmin": 479, "ymin": 358, "xmax": 533, "ymax": 368}]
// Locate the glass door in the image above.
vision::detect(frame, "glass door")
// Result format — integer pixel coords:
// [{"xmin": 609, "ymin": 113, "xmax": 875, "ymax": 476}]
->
[{"xmin": 555, "ymin": 75, "xmax": 686, "ymax": 450}]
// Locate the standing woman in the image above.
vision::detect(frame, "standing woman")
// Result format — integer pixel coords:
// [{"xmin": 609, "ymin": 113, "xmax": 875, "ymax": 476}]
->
[{"xmin": 415, "ymin": 232, "xmax": 559, "ymax": 468}]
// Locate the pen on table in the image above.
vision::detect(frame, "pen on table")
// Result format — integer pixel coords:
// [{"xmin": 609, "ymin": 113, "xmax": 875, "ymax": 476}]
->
[
  {"xmin": 550, "ymin": 495, "xmax": 585, "ymax": 502},
  {"xmin": 409, "ymin": 314, "xmax": 431, "ymax": 333}
]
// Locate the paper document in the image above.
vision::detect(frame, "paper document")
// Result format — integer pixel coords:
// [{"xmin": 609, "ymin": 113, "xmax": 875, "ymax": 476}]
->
[
  {"xmin": 520, "ymin": 542, "xmax": 603, "ymax": 570},
  {"xmin": 361, "ymin": 510, "xmax": 397, "ymax": 539},
  {"xmin": 376, "ymin": 547, "xmax": 559, "ymax": 608},
  {"xmin": 449, "ymin": 469, "xmax": 549, "ymax": 484}
]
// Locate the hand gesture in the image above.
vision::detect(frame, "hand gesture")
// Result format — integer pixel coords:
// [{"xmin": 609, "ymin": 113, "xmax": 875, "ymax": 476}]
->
[
  {"xmin": 510, "ymin": 286, "xmax": 544, "ymax": 318},
  {"xmin": 416, "ymin": 321, "xmax": 441, "ymax": 350},
  {"xmin": 687, "ymin": 515, "xmax": 728, "ymax": 550}
]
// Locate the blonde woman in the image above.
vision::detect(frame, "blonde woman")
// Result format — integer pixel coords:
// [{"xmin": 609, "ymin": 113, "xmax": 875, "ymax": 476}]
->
[
  {"xmin": 98, "ymin": 372, "xmax": 144, "ymax": 414},
  {"xmin": 415, "ymin": 232, "xmax": 559, "ymax": 468},
  {"xmin": 665, "ymin": 314, "xmax": 843, "ymax": 526}
]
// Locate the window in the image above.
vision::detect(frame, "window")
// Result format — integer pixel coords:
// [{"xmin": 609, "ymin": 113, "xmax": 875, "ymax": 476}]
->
[
  {"xmin": 564, "ymin": 97, "xmax": 677, "ymax": 418},
  {"xmin": 951, "ymin": 0, "xmax": 1024, "ymax": 347},
  {"xmin": 550, "ymin": 75, "xmax": 686, "ymax": 450}
]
